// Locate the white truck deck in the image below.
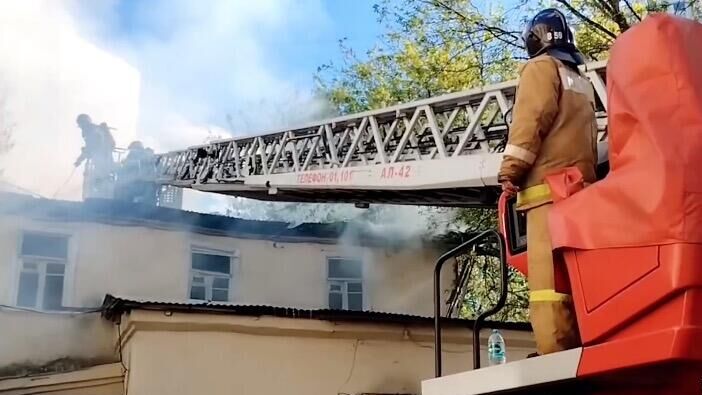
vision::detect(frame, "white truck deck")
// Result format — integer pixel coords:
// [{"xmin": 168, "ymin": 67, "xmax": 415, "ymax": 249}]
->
[{"xmin": 421, "ymin": 348, "xmax": 582, "ymax": 395}]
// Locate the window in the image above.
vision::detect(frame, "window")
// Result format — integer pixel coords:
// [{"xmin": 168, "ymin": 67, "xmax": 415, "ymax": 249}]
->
[
  {"xmin": 190, "ymin": 249, "xmax": 233, "ymax": 302},
  {"xmin": 17, "ymin": 232, "xmax": 69, "ymax": 310},
  {"xmin": 327, "ymin": 257, "xmax": 363, "ymax": 311}
]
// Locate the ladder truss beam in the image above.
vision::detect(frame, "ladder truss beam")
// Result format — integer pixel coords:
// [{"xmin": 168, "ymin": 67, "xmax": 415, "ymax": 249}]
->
[{"xmin": 155, "ymin": 61, "xmax": 608, "ymax": 206}]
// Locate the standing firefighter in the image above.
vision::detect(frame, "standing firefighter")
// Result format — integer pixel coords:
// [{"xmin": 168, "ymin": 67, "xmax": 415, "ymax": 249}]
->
[
  {"xmin": 116, "ymin": 141, "xmax": 158, "ymax": 205},
  {"xmin": 498, "ymin": 9, "xmax": 598, "ymax": 355},
  {"xmin": 75, "ymin": 113, "xmax": 116, "ymax": 199}
]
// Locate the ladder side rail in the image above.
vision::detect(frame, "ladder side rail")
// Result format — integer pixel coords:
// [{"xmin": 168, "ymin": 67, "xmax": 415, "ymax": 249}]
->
[{"xmin": 154, "ymin": 62, "xmax": 607, "ymax": 189}]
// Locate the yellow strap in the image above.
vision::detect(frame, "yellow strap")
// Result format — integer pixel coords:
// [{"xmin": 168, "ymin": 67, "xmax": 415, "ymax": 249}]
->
[
  {"xmin": 529, "ymin": 289, "xmax": 572, "ymax": 303},
  {"xmin": 516, "ymin": 183, "xmax": 552, "ymax": 208}
]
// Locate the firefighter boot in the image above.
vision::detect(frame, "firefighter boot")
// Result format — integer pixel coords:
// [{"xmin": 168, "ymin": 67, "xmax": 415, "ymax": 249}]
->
[{"xmin": 526, "ymin": 203, "xmax": 581, "ymax": 355}]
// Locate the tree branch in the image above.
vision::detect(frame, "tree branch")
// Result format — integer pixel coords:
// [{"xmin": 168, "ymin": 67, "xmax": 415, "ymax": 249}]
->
[
  {"xmin": 592, "ymin": 0, "xmax": 616, "ymax": 16},
  {"xmin": 605, "ymin": 0, "xmax": 631, "ymax": 32},
  {"xmin": 622, "ymin": 0, "xmax": 642, "ymax": 22},
  {"xmin": 675, "ymin": 0, "xmax": 700, "ymax": 15},
  {"xmin": 423, "ymin": 0, "xmax": 523, "ymax": 49},
  {"xmin": 555, "ymin": 0, "xmax": 618, "ymax": 39}
]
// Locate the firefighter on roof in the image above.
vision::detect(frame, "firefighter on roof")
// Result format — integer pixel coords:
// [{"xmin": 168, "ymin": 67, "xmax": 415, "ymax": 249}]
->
[
  {"xmin": 498, "ymin": 8, "xmax": 598, "ymax": 355},
  {"xmin": 75, "ymin": 113, "xmax": 117, "ymax": 199},
  {"xmin": 116, "ymin": 141, "xmax": 158, "ymax": 205}
]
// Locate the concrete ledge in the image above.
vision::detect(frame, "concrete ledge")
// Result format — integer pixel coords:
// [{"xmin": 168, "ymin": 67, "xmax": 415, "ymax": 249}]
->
[{"xmin": 421, "ymin": 348, "xmax": 582, "ymax": 395}]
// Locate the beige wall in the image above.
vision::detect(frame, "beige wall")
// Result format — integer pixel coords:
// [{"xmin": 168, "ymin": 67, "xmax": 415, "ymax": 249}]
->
[
  {"xmin": 0, "ymin": 363, "xmax": 123, "ymax": 395},
  {"xmin": 366, "ymin": 246, "xmax": 449, "ymax": 317},
  {"xmin": 0, "ymin": 310, "xmax": 115, "ymax": 369},
  {"xmin": 0, "ymin": 212, "xmax": 456, "ymax": 372},
  {"xmin": 121, "ymin": 311, "xmax": 535, "ymax": 395},
  {"xmin": 0, "ymin": 214, "xmax": 454, "ymax": 314}
]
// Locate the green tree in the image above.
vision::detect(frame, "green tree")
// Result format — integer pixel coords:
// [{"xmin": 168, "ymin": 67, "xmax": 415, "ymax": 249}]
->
[
  {"xmin": 315, "ymin": 1, "xmax": 520, "ymax": 114},
  {"xmin": 420, "ymin": 0, "xmax": 700, "ymax": 61},
  {"xmin": 316, "ymin": 0, "xmax": 699, "ymax": 322},
  {"xmin": 315, "ymin": 0, "xmax": 529, "ymax": 322},
  {"xmin": 318, "ymin": 0, "xmax": 701, "ymax": 113}
]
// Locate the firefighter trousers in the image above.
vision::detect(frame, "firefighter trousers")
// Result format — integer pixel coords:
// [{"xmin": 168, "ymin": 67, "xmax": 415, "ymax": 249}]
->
[{"xmin": 525, "ymin": 203, "xmax": 581, "ymax": 355}]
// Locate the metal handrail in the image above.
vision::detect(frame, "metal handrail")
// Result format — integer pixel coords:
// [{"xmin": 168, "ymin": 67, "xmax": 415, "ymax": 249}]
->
[
  {"xmin": 472, "ymin": 231, "xmax": 508, "ymax": 369},
  {"xmin": 433, "ymin": 229, "xmax": 508, "ymax": 377}
]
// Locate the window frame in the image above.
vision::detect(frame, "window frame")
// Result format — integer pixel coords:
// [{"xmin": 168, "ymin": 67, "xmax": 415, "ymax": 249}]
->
[
  {"xmin": 188, "ymin": 246, "xmax": 236, "ymax": 303},
  {"xmin": 14, "ymin": 230, "xmax": 72, "ymax": 312},
  {"xmin": 326, "ymin": 256, "xmax": 365, "ymax": 311}
]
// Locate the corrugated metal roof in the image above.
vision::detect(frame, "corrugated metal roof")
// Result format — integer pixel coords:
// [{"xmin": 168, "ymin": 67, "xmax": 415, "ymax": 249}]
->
[{"xmin": 100, "ymin": 294, "xmax": 532, "ymax": 331}]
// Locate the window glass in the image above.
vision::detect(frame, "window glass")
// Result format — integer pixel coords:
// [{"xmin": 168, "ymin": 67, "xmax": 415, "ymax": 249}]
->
[
  {"xmin": 17, "ymin": 272, "xmax": 39, "ymax": 307},
  {"xmin": 43, "ymin": 275, "xmax": 65, "ymax": 310},
  {"xmin": 192, "ymin": 252, "xmax": 230, "ymax": 274},
  {"xmin": 211, "ymin": 289, "xmax": 228, "ymax": 302},
  {"xmin": 22, "ymin": 233, "xmax": 68, "ymax": 259},
  {"xmin": 329, "ymin": 293, "xmax": 343, "ymax": 310},
  {"xmin": 348, "ymin": 293, "xmax": 363, "ymax": 311},
  {"xmin": 328, "ymin": 258, "xmax": 361, "ymax": 279},
  {"xmin": 190, "ymin": 285, "xmax": 206, "ymax": 300}
]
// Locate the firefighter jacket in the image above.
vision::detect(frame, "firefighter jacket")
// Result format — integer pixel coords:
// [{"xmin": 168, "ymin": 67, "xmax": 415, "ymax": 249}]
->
[{"xmin": 498, "ymin": 54, "xmax": 598, "ymax": 209}]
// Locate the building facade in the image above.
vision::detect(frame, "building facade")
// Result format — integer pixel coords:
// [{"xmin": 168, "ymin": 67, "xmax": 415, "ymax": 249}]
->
[{"xmin": 0, "ymin": 192, "xmax": 534, "ymax": 394}]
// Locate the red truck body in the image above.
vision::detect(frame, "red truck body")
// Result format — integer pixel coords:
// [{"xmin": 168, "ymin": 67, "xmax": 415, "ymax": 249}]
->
[{"xmin": 494, "ymin": 14, "xmax": 702, "ymax": 395}]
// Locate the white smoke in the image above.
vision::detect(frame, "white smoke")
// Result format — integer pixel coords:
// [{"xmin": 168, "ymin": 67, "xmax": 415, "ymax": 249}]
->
[
  {"xmin": 0, "ymin": 0, "xmax": 332, "ymax": 204},
  {"xmin": 72, "ymin": 0, "xmax": 334, "ymax": 148},
  {"xmin": 0, "ymin": 1, "xmax": 140, "ymax": 199},
  {"xmin": 0, "ymin": 0, "xmax": 451, "ymax": 233}
]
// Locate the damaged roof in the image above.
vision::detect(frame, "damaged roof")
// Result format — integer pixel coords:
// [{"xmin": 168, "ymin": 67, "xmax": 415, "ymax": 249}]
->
[
  {"xmin": 0, "ymin": 192, "xmax": 474, "ymax": 246},
  {"xmin": 101, "ymin": 294, "xmax": 532, "ymax": 331}
]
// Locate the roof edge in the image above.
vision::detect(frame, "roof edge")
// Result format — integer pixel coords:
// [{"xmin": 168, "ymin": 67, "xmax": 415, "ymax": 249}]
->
[
  {"xmin": 0, "ymin": 192, "xmax": 478, "ymax": 249},
  {"xmin": 100, "ymin": 294, "xmax": 532, "ymax": 332}
]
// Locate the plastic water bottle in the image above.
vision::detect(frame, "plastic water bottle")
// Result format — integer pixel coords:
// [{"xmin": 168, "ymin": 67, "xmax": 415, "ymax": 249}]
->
[{"xmin": 488, "ymin": 329, "xmax": 506, "ymax": 366}]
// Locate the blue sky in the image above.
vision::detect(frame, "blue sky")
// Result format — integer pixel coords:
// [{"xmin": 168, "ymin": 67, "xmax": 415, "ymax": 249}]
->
[
  {"xmin": 108, "ymin": 1, "xmax": 381, "ymax": 111},
  {"xmin": 74, "ymin": 0, "xmax": 533, "ymax": 148},
  {"xmin": 0, "ymin": 0, "xmax": 526, "ymax": 203},
  {"xmin": 70, "ymin": 0, "xmax": 532, "ymax": 151},
  {"xmin": 0, "ymin": 1, "xmax": 391, "ymax": 200},
  {"xmin": 271, "ymin": 1, "xmax": 384, "ymax": 80},
  {"xmin": 68, "ymin": 0, "xmax": 387, "ymax": 150},
  {"xmin": 80, "ymin": 1, "xmax": 391, "ymax": 212},
  {"xmin": 111, "ymin": 0, "xmax": 383, "ymax": 82}
]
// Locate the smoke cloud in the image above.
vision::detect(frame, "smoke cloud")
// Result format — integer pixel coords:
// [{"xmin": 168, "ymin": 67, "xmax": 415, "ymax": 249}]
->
[
  {"xmin": 0, "ymin": 0, "xmax": 332, "ymax": 205},
  {"xmin": 0, "ymin": 0, "xmax": 448, "ymax": 236},
  {"xmin": 0, "ymin": 1, "xmax": 140, "ymax": 199}
]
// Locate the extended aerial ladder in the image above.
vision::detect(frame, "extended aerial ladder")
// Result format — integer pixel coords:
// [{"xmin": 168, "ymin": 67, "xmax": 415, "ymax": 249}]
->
[
  {"xmin": 154, "ymin": 13, "xmax": 702, "ymax": 395},
  {"xmin": 154, "ymin": 62, "xmax": 608, "ymax": 207}
]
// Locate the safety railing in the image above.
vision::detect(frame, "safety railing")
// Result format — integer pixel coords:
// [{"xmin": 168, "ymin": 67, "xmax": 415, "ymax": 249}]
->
[{"xmin": 433, "ymin": 229, "xmax": 508, "ymax": 377}]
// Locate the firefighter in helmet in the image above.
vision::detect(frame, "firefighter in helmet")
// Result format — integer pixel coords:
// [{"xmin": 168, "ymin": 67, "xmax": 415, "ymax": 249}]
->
[
  {"xmin": 498, "ymin": 9, "xmax": 598, "ymax": 355},
  {"xmin": 75, "ymin": 113, "xmax": 116, "ymax": 198},
  {"xmin": 116, "ymin": 140, "xmax": 158, "ymax": 204},
  {"xmin": 75, "ymin": 114, "xmax": 116, "ymax": 167}
]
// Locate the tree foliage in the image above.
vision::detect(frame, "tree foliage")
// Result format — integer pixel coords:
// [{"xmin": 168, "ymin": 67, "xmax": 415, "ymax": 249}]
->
[
  {"xmin": 457, "ymin": 256, "xmax": 530, "ymax": 322},
  {"xmin": 557, "ymin": 0, "xmax": 700, "ymax": 59},
  {"xmin": 317, "ymin": 0, "xmax": 701, "ymax": 114},
  {"xmin": 447, "ymin": 210, "xmax": 530, "ymax": 323},
  {"xmin": 315, "ymin": 0, "xmax": 521, "ymax": 114},
  {"xmin": 315, "ymin": 0, "xmax": 699, "ymax": 322}
]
